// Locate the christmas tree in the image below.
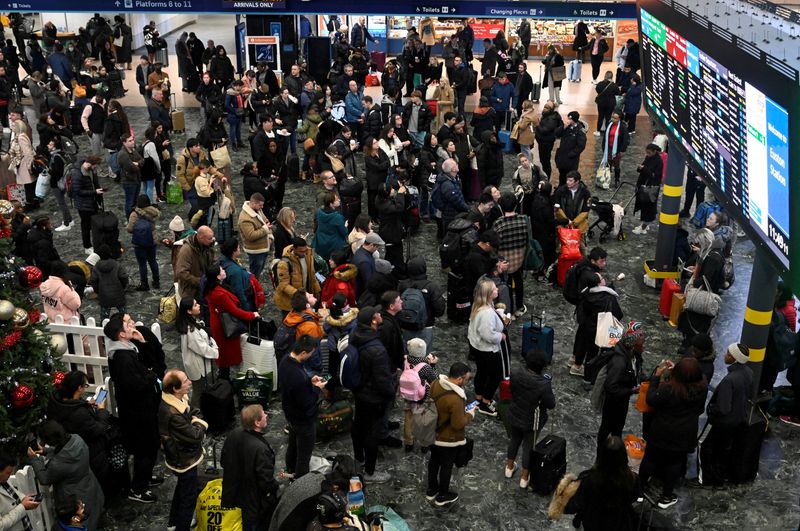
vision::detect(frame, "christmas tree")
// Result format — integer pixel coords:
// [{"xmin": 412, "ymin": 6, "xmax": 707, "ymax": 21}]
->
[{"xmin": 0, "ymin": 199, "xmax": 66, "ymax": 455}]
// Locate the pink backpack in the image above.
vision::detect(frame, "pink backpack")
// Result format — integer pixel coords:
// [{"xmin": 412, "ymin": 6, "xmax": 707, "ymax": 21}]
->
[{"xmin": 399, "ymin": 359, "xmax": 427, "ymax": 402}]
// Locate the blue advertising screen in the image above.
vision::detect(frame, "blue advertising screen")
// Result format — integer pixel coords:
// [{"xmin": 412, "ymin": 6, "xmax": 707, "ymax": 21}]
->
[{"xmin": 639, "ymin": 6, "xmax": 791, "ymax": 267}]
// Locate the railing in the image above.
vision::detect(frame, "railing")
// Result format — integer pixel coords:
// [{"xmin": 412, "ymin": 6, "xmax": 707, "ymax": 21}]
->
[{"xmin": 7, "ymin": 465, "xmax": 54, "ymax": 531}]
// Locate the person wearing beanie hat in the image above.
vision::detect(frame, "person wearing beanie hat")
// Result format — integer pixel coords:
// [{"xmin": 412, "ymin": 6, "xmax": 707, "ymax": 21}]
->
[
  {"xmin": 691, "ymin": 342, "xmax": 754, "ymax": 488},
  {"xmin": 401, "ymin": 337, "xmax": 440, "ymax": 452},
  {"xmin": 168, "ymin": 215, "xmax": 185, "ymax": 233},
  {"xmin": 684, "ymin": 333, "xmax": 716, "ymax": 384},
  {"xmin": 554, "ymin": 108, "xmax": 587, "ymax": 187},
  {"xmin": 505, "ymin": 348, "xmax": 556, "ymax": 488},
  {"xmin": 595, "ymin": 320, "xmax": 643, "ymax": 451}
]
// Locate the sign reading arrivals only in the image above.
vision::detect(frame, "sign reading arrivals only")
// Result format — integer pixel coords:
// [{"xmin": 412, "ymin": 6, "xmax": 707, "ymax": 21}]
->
[{"xmin": 7, "ymin": 0, "xmax": 636, "ymax": 18}]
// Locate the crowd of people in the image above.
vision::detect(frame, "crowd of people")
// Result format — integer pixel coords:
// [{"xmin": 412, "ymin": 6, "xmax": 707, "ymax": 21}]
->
[{"xmin": 0, "ymin": 12, "xmax": 797, "ymax": 531}]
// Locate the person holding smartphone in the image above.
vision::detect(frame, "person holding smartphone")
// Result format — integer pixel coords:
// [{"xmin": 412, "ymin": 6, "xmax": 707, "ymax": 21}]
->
[{"xmin": 0, "ymin": 450, "xmax": 41, "ymax": 530}]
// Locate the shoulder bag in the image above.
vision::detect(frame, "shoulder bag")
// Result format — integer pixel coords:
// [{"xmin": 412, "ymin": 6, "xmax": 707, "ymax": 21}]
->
[
  {"xmin": 523, "ymin": 215, "xmax": 544, "ymax": 271},
  {"xmin": 637, "ymin": 185, "xmax": 659, "ymax": 204},
  {"xmin": 550, "ymin": 65, "xmax": 567, "ymax": 82},
  {"xmin": 684, "ymin": 275, "xmax": 721, "ymax": 317},
  {"xmin": 219, "ymin": 309, "xmax": 248, "ymax": 339}
]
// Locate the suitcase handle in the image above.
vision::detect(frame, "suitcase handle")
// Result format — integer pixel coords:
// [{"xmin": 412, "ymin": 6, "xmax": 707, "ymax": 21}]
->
[{"xmin": 529, "ymin": 314, "xmax": 545, "ymax": 329}]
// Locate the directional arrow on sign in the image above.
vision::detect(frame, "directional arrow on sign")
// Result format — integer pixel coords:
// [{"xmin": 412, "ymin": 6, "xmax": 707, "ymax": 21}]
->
[
  {"xmin": 115, "ymin": 0, "xmax": 120, "ymax": 5},
  {"xmin": 610, "ymin": 10, "xmax": 614, "ymax": 15},
  {"xmin": 452, "ymin": 7, "xmax": 456, "ymax": 12}
]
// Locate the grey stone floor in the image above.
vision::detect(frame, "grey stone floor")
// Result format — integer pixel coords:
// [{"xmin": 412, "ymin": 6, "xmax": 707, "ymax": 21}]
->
[{"xmin": 38, "ymin": 106, "xmax": 800, "ymax": 530}]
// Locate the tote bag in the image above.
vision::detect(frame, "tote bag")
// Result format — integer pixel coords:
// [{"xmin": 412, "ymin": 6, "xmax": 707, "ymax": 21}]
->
[
  {"xmin": 595, "ymin": 311, "xmax": 624, "ymax": 348},
  {"xmin": 684, "ymin": 276, "xmax": 721, "ymax": 317}
]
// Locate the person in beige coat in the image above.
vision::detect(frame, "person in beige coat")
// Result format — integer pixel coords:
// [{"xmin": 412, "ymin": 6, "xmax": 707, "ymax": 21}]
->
[
  {"xmin": 273, "ymin": 237, "xmax": 321, "ymax": 314},
  {"xmin": 514, "ymin": 100, "xmax": 538, "ymax": 164},
  {"xmin": 434, "ymin": 79, "xmax": 455, "ymax": 131},
  {"xmin": 420, "ymin": 17, "xmax": 437, "ymax": 49},
  {"xmin": 237, "ymin": 192, "xmax": 273, "ymax": 279},
  {"xmin": 9, "ymin": 118, "xmax": 36, "ymax": 208}
]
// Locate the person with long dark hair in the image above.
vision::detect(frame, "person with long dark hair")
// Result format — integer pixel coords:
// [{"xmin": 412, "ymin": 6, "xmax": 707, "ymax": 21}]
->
[
  {"xmin": 563, "ymin": 435, "xmax": 640, "ymax": 530},
  {"xmin": 364, "ymin": 135, "xmax": 391, "ymax": 220},
  {"xmin": 203, "ymin": 264, "xmax": 260, "ymax": 380},
  {"xmin": 638, "ymin": 357, "xmax": 706, "ymax": 508},
  {"xmin": 176, "ymin": 297, "xmax": 220, "ymax": 409}
]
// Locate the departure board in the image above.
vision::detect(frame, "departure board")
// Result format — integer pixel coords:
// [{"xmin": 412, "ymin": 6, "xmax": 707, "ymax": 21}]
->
[{"xmin": 639, "ymin": 7, "xmax": 791, "ymax": 268}]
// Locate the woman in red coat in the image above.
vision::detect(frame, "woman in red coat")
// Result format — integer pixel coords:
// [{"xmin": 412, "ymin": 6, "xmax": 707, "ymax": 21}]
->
[{"xmin": 203, "ymin": 264, "xmax": 260, "ymax": 379}]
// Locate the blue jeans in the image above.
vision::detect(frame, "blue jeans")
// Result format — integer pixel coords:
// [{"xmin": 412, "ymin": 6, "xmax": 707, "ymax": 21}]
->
[
  {"xmin": 184, "ymin": 187, "xmax": 198, "ymax": 220},
  {"xmin": 122, "ymin": 182, "xmax": 141, "ymax": 219},
  {"xmin": 108, "ymin": 150, "xmax": 120, "ymax": 176},
  {"xmin": 141, "ymin": 180, "xmax": 155, "ymax": 203},
  {"xmin": 520, "ymin": 144, "xmax": 533, "ymax": 165},
  {"xmin": 133, "ymin": 245, "xmax": 160, "ymax": 286},
  {"xmin": 289, "ymin": 130, "xmax": 297, "ymax": 154},
  {"xmin": 247, "ymin": 252, "xmax": 268, "ymax": 279},
  {"xmin": 168, "ymin": 466, "xmax": 198, "ymax": 531},
  {"xmin": 229, "ymin": 119, "xmax": 242, "ymax": 148},
  {"xmin": 409, "ymin": 131, "xmax": 426, "ymax": 149}
]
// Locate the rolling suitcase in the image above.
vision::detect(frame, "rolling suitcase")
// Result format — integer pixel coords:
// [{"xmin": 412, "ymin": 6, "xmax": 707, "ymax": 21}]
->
[
  {"xmin": 108, "ymin": 70, "xmax": 125, "ymax": 98},
  {"xmin": 171, "ymin": 109, "xmax": 185, "ymax": 134},
  {"xmin": 370, "ymin": 51, "xmax": 386, "ymax": 72},
  {"xmin": 568, "ymin": 60, "xmax": 581, "ymax": 82},
  {"xmin": 155, "ymin": 47, "xmax": 169, "ymax": 67},
  {"xmin": 498, "ymin": 130, "xmax": 513, "ymax": 153},
  {"xmin": 521, "ymin": 314, "xmax": 554, "ymax": 363},
  {"xmin": 200, "ymin": 368, "xmax": 236, "ymax": 433},
  {"xmin": 531, "ymin": 66, "xmax": 542, "ymax": 102},
  {"xmin": 446, "ymin": 271, "xmax": 471, "ymax": 324},
  {"xmin": 530, "ymin": 434, "xmax": 567, "ymax": 495},
  {"xmin": 668, "ymin": 292, "xmax": 685, "ymax": 327},
  {"xmin": 287, "ymin": 153, "xmax": 300, "ymax": 182},
  {"xmin": 468, "ymin": 69, "xmax": 478, "ymax": 95},
  {"xmin": 186, "ymin": 71, "xmax": 201, "ymax": 93},
  {"xmin": 659, "ymin": 278, "xmax": 681, "ymax": 319}
]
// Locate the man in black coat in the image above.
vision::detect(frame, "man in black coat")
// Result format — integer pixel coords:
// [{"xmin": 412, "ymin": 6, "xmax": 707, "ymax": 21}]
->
[
  {"xmin": 479, "ymin": 39, "xmax": 500, "ymax": 78},
  {"xmin": 517, "ymin": 20, "xmax": 532, "ymax": 59},
  {"xmin": 596, "ymin": 322, "xmax": 641, "ymax": 451},
  {"xmin": 350, "ymin": 307, "xmax": 397, "ymax": 483},
  {"xmin": 436, "ymin": 112, "xmax": 457, "ymax": 146},
  {"xmin": 362, "ymin": 95, "xmax": 383, "ymax": 142},
  {"xmin": 135, "ymin": 55, "xmax": 154, "ymax": 102},
  {"xmin": 624, "ymin": 39, "xmax": 641, "ymax": 74},
  {"xmin": 104, "ymin": 313, "xmax": 162, "ymax": 503},
  {"xmin": 512, "ymin": 63, "xmax": 533, "ymax": 116},
  {"xmin": 463, "ymin": 229, "xmax": 501, "ymax": 295},
  {"xmin": 222, "ymin": 405, "xmax": 280, "ymax": 528},
  {"xmin": 402, "ymin": 91, "xmax": 433, "ymax": 148},
  {"xmin": 555, "ymin": 111, "xmax": 587, "ymax": 187},
  {"xmin": 534, "ymin": 101, "xmax": 563, "ymax": 178},
  {"xmin": 451, "ymin": 57, "xmax": 472, "ymax": 116}
]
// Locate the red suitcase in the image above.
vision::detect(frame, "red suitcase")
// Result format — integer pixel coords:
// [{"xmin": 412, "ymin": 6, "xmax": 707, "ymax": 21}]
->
[
  {"xmin": 557, "ymin": 255, "xmax": 582, "ymax": 287},
  {"xmin": 370, "ymin": 51, "xmax": 386, "ymax": 72},
  {"xmin": 659, "ymin": 278, "xmax": 681, "ymax": 319}
]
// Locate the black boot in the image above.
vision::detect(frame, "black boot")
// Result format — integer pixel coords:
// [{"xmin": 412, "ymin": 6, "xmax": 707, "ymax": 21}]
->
[
  {"xmin": 153, "ymin": 279, "xmax": 161, "ymax": 290},
  {"xmin": 135, "ymin": 283, "xmax": 150, "ymax": 292}
]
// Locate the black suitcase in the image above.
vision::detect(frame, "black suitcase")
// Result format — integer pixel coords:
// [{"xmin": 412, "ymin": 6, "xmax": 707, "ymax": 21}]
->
[
  {"xmin": 201, "ymin": 373, "xmax": 236, "ymax": 433},
  {"xmin": 108, "ymin": 70, "xmax": 125, "ymax": 98},
  {"xmin": 90, "ymin": 209, "xmax": 121, "ymax": 258},
  {"xmin": 287, "ymin": 153, "xmax": 300, "ymax": 182},
  {"xmin": 468, "ymin": 69, "xmax": 478, "ymax": 95},
  {"xmin": 446, "ymin": 271, "xmax": 472, "ymax": 324},
  {"xmin": 186, "ymin": 71, "xmax": 200, "ymax": 93},
  {"xmin": 530, "ymin": 434, "xmax": 566, "ymax": 495},
  {"xmin": 728, "ymin": 409, "xmax": 768, "ymax": 483},
  {"xmin": 531, "ymin": 65, "xmax": 542, "ymax": 102},
  {"xmin": 70, "ymin": 103, "xmax": 85, "ymax": 135}
]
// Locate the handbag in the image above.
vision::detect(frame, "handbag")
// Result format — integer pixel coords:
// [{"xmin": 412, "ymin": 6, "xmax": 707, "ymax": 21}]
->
[
  {"xmin": 594, "ymin": 311, "xmax": 624, "ymax": 348},
  {"xmin": 303, "ymin": 137, "xmax": 315, "ymax": 151},
  {"xmin": 550, "ymin": 65, "xmax": 567, "ymax": 82},
  {"xmin": 684, "ymin": 275, "xmax": 721, "ymax": 317},
  {"xmin": 523, "ymin": 215, "xmax": 544, "ymax": 271},
  {"xmin": 595, "ymin": 163, "xmax": 612, "ymax": 190},
  {"xmin": 637, "ymin": 185, "xmax": 659, "ymax": 204},
  {"xmin": 35, "ymin": 172, "xmax": 49, "ymax": 199},
  {"xmin": 210, "ymin": 145, "xmax": 231, "ymax": 169},
  {"xmin": 558, "ymin": 226, "xmax": 582, "ymax": 260},
  {"xmin": 158, "ymin": 285, "xmax": 178, "ymax": 324},
  {"xmin": 219, "ymin": 311, "xmax": 247, "ymax": 339},
  {"xmin": 411, "ymin": 400, "xmax": 438, "ymax": 447},
  {"xmin": 113, "ymin": 36, "xmax": 124, "ymax": 48},
  {"xmin": 509, "ymin": 120, "xmax": 521, "ymax": 141}
]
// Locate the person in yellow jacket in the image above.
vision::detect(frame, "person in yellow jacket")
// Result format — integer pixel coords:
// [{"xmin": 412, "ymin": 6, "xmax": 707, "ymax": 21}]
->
[
  {"xmin": 273, "ymin": 237, "xmax": 321, "ymax": 314},
  {"xmin": 176, "ymin": 138, "xmax": 222, "ymax": 220},
  {"xmin": 237, "ymin": 192, "xmax": 273, "ymax": 279}
]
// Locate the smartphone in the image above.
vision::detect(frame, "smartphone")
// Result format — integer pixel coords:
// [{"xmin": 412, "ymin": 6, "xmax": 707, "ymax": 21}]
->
[
  {"xmin": 321, "ymin": 374, "xmax": 332, "ymax": 382},
  {"xmin": 315, "ymin": 272, "xmax": 326, "ymax": 284},
  {"xmin": 95, "ymin": 389, "xmax": 107, "ymax": 405},
  {"xmin": 32, "ymin": 494, "xmax": 43, "ymax": 502},
  {"xmin": 465, "ymin": 400, "xmax": 479, "ymax": 412}
]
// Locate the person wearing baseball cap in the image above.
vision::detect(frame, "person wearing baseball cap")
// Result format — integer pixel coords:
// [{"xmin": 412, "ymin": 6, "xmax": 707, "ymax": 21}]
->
[
  {"xmin": 353, "ymin": 232, "xmax": 384, "ymax": 299},
  {"xmin": 555, "ymin": 110, "xmax": 587, "ymax": 187},
  {"xmin": 690, "ymin": 342, "xmax": 753, "ymax": 488}
]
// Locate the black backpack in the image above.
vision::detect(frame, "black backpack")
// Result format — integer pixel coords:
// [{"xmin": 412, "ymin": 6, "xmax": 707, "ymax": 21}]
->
[
  {"xmin": 563, "ymin": 261, "xmax": 590, "ymax": 305},
  {"xmin": 200, "ymin": 373, "xmax": 235, "ymax": 433},
  {"xmin": 439, "ymin": 217, "xmax": 475, "ymax": 272}
]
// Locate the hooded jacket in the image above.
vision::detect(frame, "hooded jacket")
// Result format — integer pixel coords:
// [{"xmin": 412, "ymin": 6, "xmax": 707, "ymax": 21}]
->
[
  {"xmin": 489, "ymin": 77, "xmax": 514, "ymax": 112},
  {"xmin": 430, "ymin": 376, "xmax": 474, "ymax": 446},
  {"xmin": 273, "ymin": 245, "xmax": 322, "ymax": 312},
  {"xmin": 40, "ymin": 275, "xmax": 81, "ymax": 323},
  {"xmin": 707, "ymin": 363, "xmax": 753, "ymax": 427},
  {"xmin": 175, "ymin": 233, "xmax": 216, "ymax": 301},
  {"xmin": 398, "ymin": 256, "xmax": 446, "ymax": 327},
  {"xmin": 181, "ymin": 321, "xmax": 219, "ymax": 382},
  {"xmin": 508, "ymin": 367, "xmax": 556, "ymax": 432},
  {"xmin": 350, "ymin": 322, "xmax": 395, "ymax": 405},
  {"xmin": 107, "ymin": 339, "xmax": 161, "ymax": 421},
  {"xmin": 27, "ymin": 226, "xmax": 60, "ymax": 276},
  {"xmin": 324, "ymin": 307, "xmax": 359, "ymax": 353},
  {"xmin": 555, "ymin": 120, "xmax": 587, "ymax": 170},
  {"xmin": 126, "ymin": 205, "xmax": 161, "ymax": 246},
  {"xmin": 535, "ymin": 109, "xmax": 564, "ymax": 145},
  {"xmin": 238, "ymin": 201, "xmax": 272, "ymax": 255},
  {"xmin": 476, "ymin": 130, "xmax": 504, "ymax": 187},
  {"xmin": 158, "ymin": 391, "xmax": 208, "ymax": 473},
  {"xmin": 554, "ymin": 181, "xmax": 592, "ymax": 233},
  {"xmin": 29, "ymin": 434, "xmax": 104, "ymax": 531},
  {"xmin": 314, "ymin": 207, "xmax": 348, "ymax": 261},
  {"xmin": 320, "ymin": 263, "xmax": 358, "ymax": 308},
  {"xmin": 176, "ymin": 147, "xmax": 217, "ymax": 192},
  {"xmin": 89, "ymin": 258, "xmax": 129, "ymax": 308}
]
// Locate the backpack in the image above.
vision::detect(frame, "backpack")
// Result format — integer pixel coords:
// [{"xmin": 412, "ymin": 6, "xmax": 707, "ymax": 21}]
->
[
  {"xmin": 270, "ymin": 257, "xmax": 293, "ymax": 289},
  {"xmin": 771, "ymin": 314, "xmax": 798, "ymax": 371},
  {"xmin": 131, "ymin": 216, "xmax": 155, "ymax": 247},
  {"xmin": 590, "ymin": 364, "xmax": 609, "ymax": 413},
  {"xmin": 273, "ymin": 313, "xmax": 315, "ymax": 360},
  {"xmin": 439, "ymin": 217, "xmax": 474, "ymax": 271},
  {"xmin": 399, "ymin": 358, "xmax": 427, "ymax": 402},
  {"xmin": 337, "ymin": 335, "xmax": 361, "ymax": 391},
  {"xmin": 583, "ymin": 348, "xmax": 616, "ymax": 387},
  {"xmin": 397, "ymin": 288, "xmax": 428, "ymax": 331},
  {"xmin": 691, "ymin": 201, "xmax": 722, "ymax": 229},
  {"xmin": 63, "ymin": 164, "xmax": 81, "ymax": 198},
  {"xmin": 562, "ymin": 261, "xmax": 589, "ymax": 305},
  {"xmin": 430, "ymin": 175, "xmax": 446, "ymax": 212}
]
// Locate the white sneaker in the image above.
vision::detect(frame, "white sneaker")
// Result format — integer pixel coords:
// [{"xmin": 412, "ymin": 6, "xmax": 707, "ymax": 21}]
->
[
  {"xmin": 514, "ymin": 304, "xmax": 528, "ymax": 317},
  {"xmin": 363, "ymin": 470, "xmax": 391, "ymax": 483},
  {"xmin": 54, "ymin": 223, "xmax": 72, "ymax": 232},
  {"xmin": 84, "ymin": 247, "xmax": 94, "ymax": 254},
  {"xmin": 632, "ymin": 226, "xmax": 643, "ymax": 235},
  {"xmin": 504, "ymin": 462, "xmax": 519, "ymax": 478}
]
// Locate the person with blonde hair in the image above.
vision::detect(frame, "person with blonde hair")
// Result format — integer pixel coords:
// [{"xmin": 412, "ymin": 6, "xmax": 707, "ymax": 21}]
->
[
  {"xmin": 272, "ymin": 206, "xmax": 296, "ymax": 260},
  {"xmin": 467, "ymin": 278, "xmax": 506, "ymax": 416}
]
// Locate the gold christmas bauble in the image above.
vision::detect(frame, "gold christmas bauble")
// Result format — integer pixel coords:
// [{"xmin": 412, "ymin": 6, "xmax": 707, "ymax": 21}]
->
[
  {"xmin": 0, "ymin": 199, "xmax": 13, "ymax": 220},
  {"xmin": 50, "ymin": 334, "xmax": 68, "ymax": 356},
  {"xmin": 11, "ymin": 307, "xmax": 30, "ymax": 329},
  {"xmin": 0, "ymin": 299, "xmax": 14, "ymax": 320}
]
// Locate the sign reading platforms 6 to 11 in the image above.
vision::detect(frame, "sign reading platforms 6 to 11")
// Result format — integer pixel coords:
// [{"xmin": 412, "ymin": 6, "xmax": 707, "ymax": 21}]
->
[{"xmin": 639, "ymin": 2, "xmax": 794, "ymax": 272}]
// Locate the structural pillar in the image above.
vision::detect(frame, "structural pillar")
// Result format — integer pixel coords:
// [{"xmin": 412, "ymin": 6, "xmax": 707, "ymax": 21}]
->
[
  {"xmin": 644, "ymin": 141, "xmax": 684, "ymax": 282},
  {"xmin": 741, "ymin": 246, "xmax": 778, "ymax": 402}
]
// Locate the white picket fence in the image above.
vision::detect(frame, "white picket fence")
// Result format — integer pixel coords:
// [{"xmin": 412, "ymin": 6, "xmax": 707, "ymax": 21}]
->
[
  {"xmin": 7, "ymin": 465, "xmax": 54, "ymax": 531},
  {"xmin": 44, "ymin": 314, "xmax": 162, "ymax": 417}
]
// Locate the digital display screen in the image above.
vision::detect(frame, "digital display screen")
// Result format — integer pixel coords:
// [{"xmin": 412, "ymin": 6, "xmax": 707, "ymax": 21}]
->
[{"xmin": 639, "ymin": 7, "xmax": 791, "ymax": 267}]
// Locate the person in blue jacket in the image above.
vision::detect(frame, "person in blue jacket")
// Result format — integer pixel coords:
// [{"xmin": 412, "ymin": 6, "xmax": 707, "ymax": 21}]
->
[
  {"xmin": 219, "ymin": 237, "xmax": 255, "ymax": 312},
  {"xmin": 224, "ymin": 79, "xmax": 246, "ymax": 151},
  {"xmin": 490, "ymin": 71, "xmax": 515, "ymax": 131},
  {"xmin": 622, "ymin": 74, "xmax": 643, "ymax": 134},
  {"xmin": 47, "ymin": 43, "xmax": 74, "ymax": 84},
  {"xmin": 314, "ymin": 191, "xmax": 348, "ymax": 261},
  {"xmin": 434, "ymin": 158, "xmax": 469, "ymax": 231},
  {"xmin": 344, "ymin": 80, "xmax": 364, "ymax": 141}
]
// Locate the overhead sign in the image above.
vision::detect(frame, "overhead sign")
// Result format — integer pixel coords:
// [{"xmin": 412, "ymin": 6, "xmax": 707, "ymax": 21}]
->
[{"xmin": 8, "ymin": 0, "xmax": 636, "ymax": 18}]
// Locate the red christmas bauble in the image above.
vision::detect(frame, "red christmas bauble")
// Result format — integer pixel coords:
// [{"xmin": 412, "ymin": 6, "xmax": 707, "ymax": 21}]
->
[
  {"xmin": 53, "ymin": 371, "xmax": 66, "ymax": 388},
  {"xmin": 18, "ymin": 266, "xmax": 43, "ymax": 289},
  {"xmin": 11, "ymin": 384, "xmax": 34, "ymax": 408},
  {"xmin": 27, "ymin": 308, "xmax": 41, "ymax": 324}
]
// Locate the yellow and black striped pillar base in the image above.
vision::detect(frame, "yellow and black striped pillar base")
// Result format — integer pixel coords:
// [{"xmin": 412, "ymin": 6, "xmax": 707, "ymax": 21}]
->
[
  {"xmin": 652, "ymin": 143, "xmax": 685, "ymax": 272},
  {"xmin": 741, "ymin": 247, "xmax": 778, "ymax": 401}
]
